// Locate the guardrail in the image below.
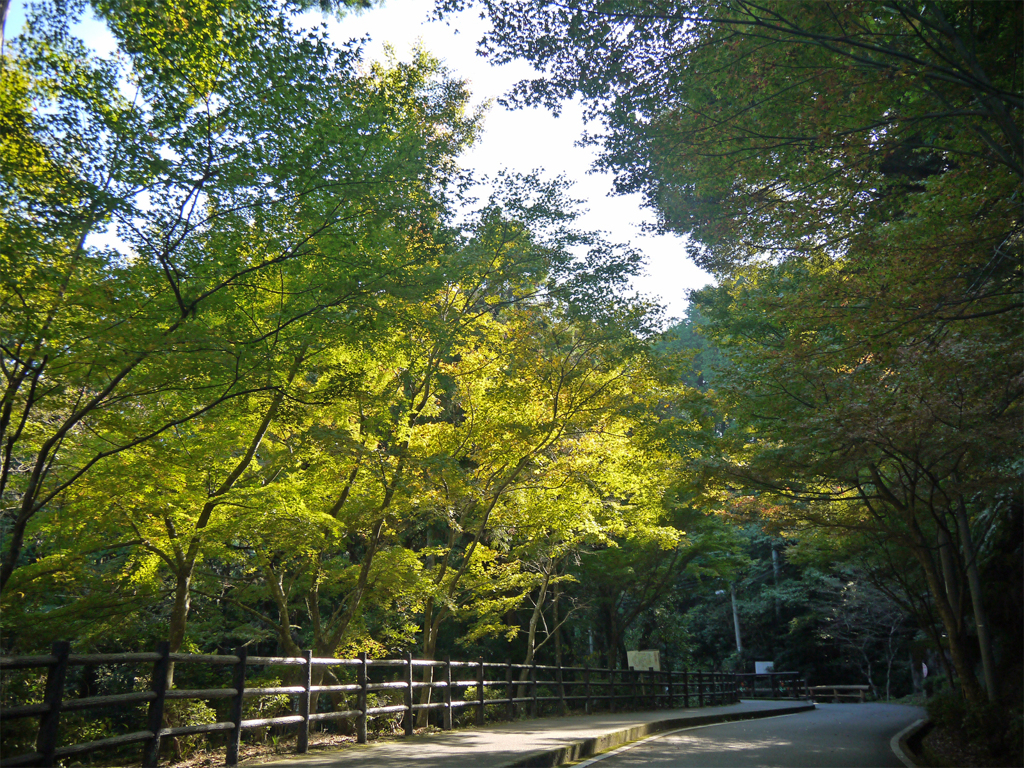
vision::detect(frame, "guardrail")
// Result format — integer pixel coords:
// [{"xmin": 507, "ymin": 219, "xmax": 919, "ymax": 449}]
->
[{"xmin": 0, "ymin": 642, "xmax": 741, "ymax": 767}]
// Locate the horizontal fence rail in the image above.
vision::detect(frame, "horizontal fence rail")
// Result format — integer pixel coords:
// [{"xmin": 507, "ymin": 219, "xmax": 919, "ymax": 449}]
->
[
  {"xmin": 733, "ymin": 671, "xmax": 809, "ymax": 699},
  {"xmin": 807, "ymin": 684, "xmax": 871, "ymax": 702},
  {"xmin": 0, "ymin": 643, "xmax": 805, "ymax": 767}
]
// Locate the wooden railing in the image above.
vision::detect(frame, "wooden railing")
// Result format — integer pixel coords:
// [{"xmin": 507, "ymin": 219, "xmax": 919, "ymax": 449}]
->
[
  {"xmin": 733, "ymin": 671, "xmax": 809, "ymax": 699},
  {"xmin": 0, "ymin": 643, "xmax": 742, "ymax": 767},
  {"xmin": 808, "ymin": 684, "xmax": 871, "ymax": 702}
]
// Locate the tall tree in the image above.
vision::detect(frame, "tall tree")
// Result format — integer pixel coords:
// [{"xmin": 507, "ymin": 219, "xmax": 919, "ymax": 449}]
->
[
  {"xmin": 440, "ymin": 0, "xmax": 1022, "ymax": 707},
  {"xmin": 1, "ymin": 1, "xmax": 477, "ymax": 594},
  {"xmin": 688, "ymin": 257, "xmax": 1021, "ymax": 704}
]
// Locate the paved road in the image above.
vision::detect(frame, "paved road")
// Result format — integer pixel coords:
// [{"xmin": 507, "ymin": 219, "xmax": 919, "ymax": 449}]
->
[
  {"xmin": 254, "ymin": 700, "xmax": 810, "ymax": 768},
  {"xmin": 572, "ymin": 703, "xmax": 924, "ymax": 768}
]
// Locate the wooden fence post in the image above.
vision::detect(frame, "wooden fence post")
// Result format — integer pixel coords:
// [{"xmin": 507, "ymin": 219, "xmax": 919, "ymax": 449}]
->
[
  {"xmin": 667, "ymin": 666, "xmax": 674, "ymax": 708},
  {"xmin": 443, "ymin": 657, "xmax": 453, "ymax": 730},
  {"xmin": 142, "ymin": 641, "xmax": 171, "ymax": 768},
  {"xmin": 556, "ymin": 662, "xmax": 566, "ymax": 716},
  {"xmin": 583, "ymin": 666, "xmax": 591, "ymax": 715},
  {"xmin": 682, "ymin": 669, "xmax": 689, "ymax": 708},
  {"xmin": 505, "ymin": 660, "xmax": 514, "ymax": 721},
  {"xmin": 771, "ymin": 673, "xmax": 778, "ymax": 698},
  {"xmin": 226, "ymin": 645, "xmax": 247, "ymax": 767},
  {"xmin": 608, "ymin": 667, "xmax": 615, "ymax": 713},
  {"xmin": 297, "ymin": 650, "xmax": 312, "ymax": 754},
  {"xmin": 37, "ymin": 641, "xmax": 71, "ymax": 767},
  {"xmin": 649, "ymin": 668, "xmax": 656, "ymax": 709},
  {"xmin": 476, "ymin": 659, "xmax": 485, "ymax": 726},
  {"xmin": 697, "ymin": 671, "xmax": 704, "ymax": 707},
  {"xmin": 404, "ymin": 652, "xmax": 414, "ymax": 736},
  {"xmin": 530, "ymin": 663, "xmax": 538, "ymax": 718},
  {"xmin": 357, "ymin": 652, "xmax": 368, "ymax": 744}
]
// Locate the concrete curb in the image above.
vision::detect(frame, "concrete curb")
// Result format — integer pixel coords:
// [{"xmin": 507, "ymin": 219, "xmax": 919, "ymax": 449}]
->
[
  {"xmin": 501, "ymin": 703, "xmax": 817, "ymax": 768},
  {"xmin": 891, "ymin": 718, "xmax": 934, "ymax": 767}
]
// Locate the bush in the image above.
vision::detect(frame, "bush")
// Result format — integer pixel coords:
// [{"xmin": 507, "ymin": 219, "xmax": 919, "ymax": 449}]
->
[
  {"xmin": 163, "ymin": 698, "xmax": 217, "ymax": 760},
  {"xmin": 927, "ymin": 689, "xmax": 1024, "ymax": 762},
  {"xmin": 367, "ymin": 690, "xmax": 404, "ymax": 737},
  {"xmin": 0, "ymin": 669, "xmax": 45, "ymax": 757},
  {"xmin": 1006, "ymin": 708, "xmax": 1024, "ymax": 766},
  {"xmin": 926, "ymin": 688, "xmax": 967, "ymax": 731},
  {"xmin": 240, "ymin": 674, "xmax": 291, "ymax": 745},
  {"xmin": 454, "ymin": 686, "xmax": 507, "ymax": 727}
]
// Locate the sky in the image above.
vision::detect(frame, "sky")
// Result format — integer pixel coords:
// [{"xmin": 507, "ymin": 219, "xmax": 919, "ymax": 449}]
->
[{"xmin": 6, "ymin": 0, "xmax": 713, "ymax": 321}]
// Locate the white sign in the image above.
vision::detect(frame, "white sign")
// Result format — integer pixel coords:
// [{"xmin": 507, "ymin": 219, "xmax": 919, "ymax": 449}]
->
[
  {"xmin": 627, "ymin": 650, "xmax": 661, "ymax": 672},
  {"xmin": 755, "ymin": 661, "xmax": 774, "ymax": 674}
]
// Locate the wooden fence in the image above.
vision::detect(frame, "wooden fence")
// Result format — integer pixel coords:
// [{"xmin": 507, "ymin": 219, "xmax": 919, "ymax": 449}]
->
[
  {"xmin": 808, "ymin": 684, "xmax": 871, "ymax": 702},
  {"xmin": 0, "ymin": 642, "xmax": 751, "ymax": 767},
  {"xmin": 734, "ymin": 671, "xmax": 809, "ymax": 699}
]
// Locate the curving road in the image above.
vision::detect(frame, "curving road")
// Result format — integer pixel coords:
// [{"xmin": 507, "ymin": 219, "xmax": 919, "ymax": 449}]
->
[{"xmin": 574, "ymin": 703, "xmax": 925, "ymax": 768}]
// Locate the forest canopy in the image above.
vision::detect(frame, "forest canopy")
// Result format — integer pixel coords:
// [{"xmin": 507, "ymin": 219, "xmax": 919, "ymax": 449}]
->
[
  {"xmin": 2, "ymin": 0, "xmax": 1022, "ymax": 761},
  {"xmin": 441, "ymin": 0, "xmax": 1022, "ymax": 728}
]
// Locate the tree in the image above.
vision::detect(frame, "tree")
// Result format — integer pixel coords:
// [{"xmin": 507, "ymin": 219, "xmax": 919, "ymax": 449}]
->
[
  {"xmin": 440, "ymin": 0, "xmax": 1021, "ymax": 270},
  {"xmin": 440, "ymin": 1, "xmax": 1021, "ymax": 707},
  {"xmin": 1, "ymin": 0, "xmax": 477, "ymax": 595},
  {"xmin": 687, "ymin": 256, "xmax": 1021, "ymax": 705},
  {"xmin": 816, "ymin": 572, "xmax": 908, "ymax": 701}
]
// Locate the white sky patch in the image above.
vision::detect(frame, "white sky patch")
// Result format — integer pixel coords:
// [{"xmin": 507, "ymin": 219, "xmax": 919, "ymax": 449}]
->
[{"xmin": 319, "ymin": 0, "xmax": 712, "ymax": 322}]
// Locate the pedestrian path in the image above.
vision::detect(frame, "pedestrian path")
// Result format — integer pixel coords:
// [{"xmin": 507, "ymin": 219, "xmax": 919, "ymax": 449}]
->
[{"xmin": 253, "ymin": 699, "xmax": 814, "ymax": 768}]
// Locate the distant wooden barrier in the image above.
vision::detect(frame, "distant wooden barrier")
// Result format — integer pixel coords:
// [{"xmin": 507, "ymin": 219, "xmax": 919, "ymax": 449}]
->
[
  {"xmin": 808, "ymin": 684, "xmax": 871, "ymax": 702},
  {"xmin": 733, "ymin": 671, "xmax": 809, "ymax": 699},
  {"xmin": 0, "ymin": 643, "xmax": 740, "ymax": 767}
]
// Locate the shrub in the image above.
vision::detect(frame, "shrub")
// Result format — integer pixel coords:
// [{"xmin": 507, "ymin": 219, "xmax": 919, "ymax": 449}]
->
[
  {"xmin": 0, "ymin": 669, "xmax": 45, "ymax": 757},
  {"xmin": 367, "ymin": 690, "xmax": 404, "ymax": 737},
  {"xmin": 925, "ymin": 688, "xmax": 967, "ymax": 731},
  {"xmin": 162, "ymin": 698, "xmax": 217, "ymax": 760},
  {"xmin": 240, "ymin": 674, "xmax": 291, "ymax": 745},
  {"xmin": 927, "ymin": 689, "xmax": 1024, "ymax": 762}
]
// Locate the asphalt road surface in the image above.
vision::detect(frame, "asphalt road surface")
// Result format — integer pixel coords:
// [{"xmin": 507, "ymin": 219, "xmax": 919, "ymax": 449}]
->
[{"xmin": 574, "ymin": 703, "xmax": 924, "ymax": 768}]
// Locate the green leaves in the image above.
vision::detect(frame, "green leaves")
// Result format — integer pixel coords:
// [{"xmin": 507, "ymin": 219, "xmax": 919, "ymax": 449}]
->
[{"xmin": 1, "ymin": 0, "xmax": 481, "ymax": 595}]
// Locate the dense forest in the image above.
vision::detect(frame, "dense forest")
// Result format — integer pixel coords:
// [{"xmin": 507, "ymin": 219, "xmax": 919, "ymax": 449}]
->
[{"xmin": 2, "ymin": 0, "xmax": 1021, "ymax": 763}]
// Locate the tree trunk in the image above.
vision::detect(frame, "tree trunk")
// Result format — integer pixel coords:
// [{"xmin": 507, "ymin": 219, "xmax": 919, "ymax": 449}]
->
[
  {"xmin": 415, "ymin": 598, "xmax": 440, "ymax": 727},
  {"xmin": 168, "ymin": 569, "xmax": 191, "ymax": 654},
  {"xmin": 771, "ymin": 547, "xmax": 781, "ymax": 620},
  {"xmin": 165, "ymin": 567, "xmax": 192, "ymax": 687},
  {"xmin": 730, "ymin": 583, "xmax": 743, "ymax": 655},
  {"xmin": 955, "ymin": 498, "xmax": 997, "ymax": 701},
  {"xmin": 910, "ymin": 652, "xmax": 924, "ymax": 696},
  {"xmin": 517, "ymin": 571, "xmax": 551, "ymax": 697},
  {"xmin": 936, "ymin": 524, "xmax": 963, "ymax": 635},
  {"xmin": 912, "ymin": 537, "xmax": 987, "ymax": 705},
  {"xmin": 160, "ymin": 354, "xmax": 304, "ymax": 672},
  {"xmin": 553, "ymin": 582, "xmax": 565, "ymax": 707}
]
